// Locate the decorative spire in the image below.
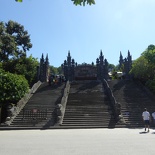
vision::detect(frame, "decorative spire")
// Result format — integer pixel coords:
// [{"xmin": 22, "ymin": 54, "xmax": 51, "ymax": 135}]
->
[
  {"xmin": 46, "ymin": 54, "xmax": 48, "ymax": 61},
  {"xmin": 120, "ymin": 51, "xmax": 123, "ymax": 58},
  {"xmin": 40, "ymin": 53, "xmax": 44, "ymax": 63},
  {"xmin": 100, "ymin": 50, "xmax": 103, "ymax": 56},
  {"xmin": 99, "ymin": 50, "xmax": 104, "ymax": 64},
  {"xmin": 128, "ymin": 50, "xmax": 130, "ymax": 57},
  {"xmin": 68, "ymin": 50, "xmax": 71, "ymax": 57},
  {"xmin": 96, "ymin": 58, "xmax": 99, "ymax": 64},
  {"xmin": 119, "ymin": 51, "xmax": 123, "ymax": 63},
  {"xmin": 41, "ymin": 53, "xmax": 44, "ymax": 59}
]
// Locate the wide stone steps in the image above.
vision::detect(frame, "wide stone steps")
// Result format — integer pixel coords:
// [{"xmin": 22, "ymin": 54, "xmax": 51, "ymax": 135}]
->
[
  {"xmin": 8, "ymin": 83, "xmax": 65, "ymax": 128},
  {"xmin": 61, "ymin": 81, "xmax": 117, "ymax": 128},
  {"xmin": 108, "ymin": 79, "xmax": 155, "ymax": 128}
]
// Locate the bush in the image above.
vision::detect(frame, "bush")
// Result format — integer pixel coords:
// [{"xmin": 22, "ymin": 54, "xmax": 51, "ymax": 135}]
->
[
  {"xmin": 2, "ymin": 56, "xmax": 39, "ymax": 87},
  {"xmin": 0, "ymin": 71, "xmax": 29, "ymax": 104}
]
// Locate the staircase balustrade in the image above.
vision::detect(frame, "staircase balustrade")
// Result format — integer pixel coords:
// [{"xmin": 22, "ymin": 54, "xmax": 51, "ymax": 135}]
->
[
  {"xmin": 4, "ymin": 81, "xmax": 42, "ymax": 126},
  {"xmin": 56, "ymin": 81, "xmax": 70, "ymax": 125},
  {"xmin": 102, "ymin": 79, "xmax": 121, "ymax": 121}
]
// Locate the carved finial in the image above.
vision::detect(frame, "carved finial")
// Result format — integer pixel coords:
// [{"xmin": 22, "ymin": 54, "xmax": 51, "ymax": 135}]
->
[
  {"xmin": 68, "ymin": 50, "xmax": 71, "ymax": 57},
  {"xmin": 41, "ymin": 53, "xmax": 44, "ymax": 59},
  {"xmin": 100, "ymin": 50, "xmax": 103, "ymax": 56},
  {"xmin": 46, "ymin": 54, "xmax": 48, "ymax": 61}
]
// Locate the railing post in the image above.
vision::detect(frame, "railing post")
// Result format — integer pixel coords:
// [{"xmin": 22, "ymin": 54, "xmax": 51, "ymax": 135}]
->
[
  {"xmin": 55, "ymin": 80, "xmax": 70, "ymax": 125},
  {"xmin": 102, "ymin": 79, "xmax": 122, "ymax": 122}
]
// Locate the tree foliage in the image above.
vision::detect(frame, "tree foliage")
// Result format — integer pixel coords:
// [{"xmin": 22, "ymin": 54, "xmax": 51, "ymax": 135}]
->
[
  {"xmin": 2, "ymin": 55, "xmax": 39, "ymax": 86},
  {"xmin": 15, "ymin": 0, "xmax": 95, "ymax": 6},
  {"xmin": 131, "ymin": 44, "xmax": 155, "ymax": 81},
  {"xmin": 49, "ymin": 66, "xmax": 63, "ymax": 75},
  {"xmin": 130, "ymin": 44, "xmax": 155, "ymax": 92},
  {"xmin": 0, "ymin": 71, "xmax": 29, "ymax": 104},
  {"xmin": 108, "ymin": 63, "xmax": 115, "ymax": 71},
  {"xmin": 0, "ymin": 20, "xmax": 37, "ymax": 86},
  {"xmin": 141, "ymin": 44, "xmax": 155, "ymax": 65},
  {"xmin": 0, "ymin": 20, "xmax": 32, "ymax": 62},
  {"xmin": 71, "ymin": 0, "xmax": 95, "ymax": 6},
  {"xmin": 130, "ymin": 56, "xmax": 150, "ymax": 81}
]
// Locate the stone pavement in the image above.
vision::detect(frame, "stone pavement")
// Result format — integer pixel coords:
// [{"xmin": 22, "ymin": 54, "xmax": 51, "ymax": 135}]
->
[{"xmin": 0, "ymin": 128, "xmax": 155, "ymax": 155}]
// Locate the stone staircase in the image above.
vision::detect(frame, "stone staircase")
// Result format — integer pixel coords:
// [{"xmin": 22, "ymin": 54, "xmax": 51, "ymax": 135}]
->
[
  {"xmin": 2, "ymin": 79, "xmax": 153, "ymax": 130},
  {"xmin": 61, "ymin": 80, "xmax": 117, "ymax": 128},
  {"xmin": 108, "ymin": 79, "xmax": 155, "ymax": 128},
  {"xmin": 8, "ymin": 82, "xmax": 65, "ymax": 128}
]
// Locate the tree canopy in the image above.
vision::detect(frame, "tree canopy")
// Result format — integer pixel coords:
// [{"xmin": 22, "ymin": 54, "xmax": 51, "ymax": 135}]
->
[
  {"xmin": 130, "ymin": 44, "xmax": 155, "ymax": 91},
  {"xmin": 0, "ymin": 71, "xmax": 29, "ymax": 104},
  {"xmin": 2, "ymin": 55, "xmax": 39, "ymax": 86},
  {"xmin": 0, "ymin": 20, "xmax": 38, "ymax": 86},
  {"xmin": 0, "ymin": 20, "xmax": 32, "ymax": 62},
  {"xmin": 15, "ymin": 0, "xmax": 95, "ymax": 6},
  {"xmin": 130, "ymin": 56, "xmax": 150, "ymax": 81},
  {"xmin": 71, "ymin": 0, "xmax": 95, "ymax": 6}
]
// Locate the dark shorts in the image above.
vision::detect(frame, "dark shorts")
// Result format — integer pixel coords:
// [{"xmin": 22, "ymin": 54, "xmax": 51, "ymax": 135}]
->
[{"xmin": 144, "ymin": 120, "xmax": 150, "ymax": 125}]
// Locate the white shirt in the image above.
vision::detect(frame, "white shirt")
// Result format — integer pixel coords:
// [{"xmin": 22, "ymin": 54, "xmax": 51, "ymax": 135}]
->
[
  {"xmin": 142, "ymin": 111, "xmax": 150, "ymax": 120},
  {"xmin": 152, "ymin": 112, "xmax": 155, "ymax": 119}
]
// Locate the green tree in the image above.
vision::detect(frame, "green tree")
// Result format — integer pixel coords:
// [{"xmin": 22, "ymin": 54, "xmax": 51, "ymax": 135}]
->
[
  {"xmin": 71, "ymin": 0, "xmax": 95, "ymax": 6},
  {"xmin": 130, "ymin": 44, "xmax": 155, "ymax": 82},
  {"xmin": 0, "ymin": 70, "xmax": 29, "ymax": 122},
  {"xmin": 0, "ymin": 20, "xmax": 32, "ymax": 62},
  {"xmin": 0, "ymin": 71, "xmax": 29, "ymax": 104},
  {"xmin": 108, "ymin": 63, "xmax": 115, "ymax": 71},
  {"xmin": 141, "ymin": 44, "xmax": 155, "ymax": 79},
  {"xmin": 2, "ymin": 55, "xmax": 39, "ymax": 86},
  {"xmin": 50, "ymin": 66, "xmax": 59, "ymax": 75},
  {"xmin": 130, "ymin": 56, "xmax": 150, "ymax": 81},
  {"xmin": 130, "ymin": 44, "xmax": 155, "ymax": 93},
  {"xmin": 15, "ymin": 0, "xmax": 95, "ymax": 6},
  {"xmin": 57, "ymin": 66, "xmax": 63, "ymax": 75},
  {"xmin": 142, "ymin": 44, "xmax": 155, "ymax": 65}
]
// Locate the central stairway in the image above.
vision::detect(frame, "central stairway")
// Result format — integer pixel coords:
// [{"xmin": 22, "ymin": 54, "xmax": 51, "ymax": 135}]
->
[{"xmin": 61, "ymin": 80, "xmax": 116, "ymax": 128}]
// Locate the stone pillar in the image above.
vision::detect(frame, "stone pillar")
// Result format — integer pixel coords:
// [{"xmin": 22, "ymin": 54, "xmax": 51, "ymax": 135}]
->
[
  {"xmin": 96, "ymin": 58, "xmax": 100, "ymax": 80},
  {"xmin": 104, "ymin": 59, "xmax": 109, "ymax": 80},
  {"xmin": 71, "ymin": 59, "xmax": 75, "ymax": 81}
]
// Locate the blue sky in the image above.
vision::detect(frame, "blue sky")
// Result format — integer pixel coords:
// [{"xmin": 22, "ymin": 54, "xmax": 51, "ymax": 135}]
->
[{"xmin": 1, "ymin": 0, "xmax": 155, "ymax": 67}]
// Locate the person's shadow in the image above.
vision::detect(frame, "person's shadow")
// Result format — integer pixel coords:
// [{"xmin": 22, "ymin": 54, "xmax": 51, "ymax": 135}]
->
[{"xmin": 139, "ymin": 131, "xmax": 149, "ymax": 134}]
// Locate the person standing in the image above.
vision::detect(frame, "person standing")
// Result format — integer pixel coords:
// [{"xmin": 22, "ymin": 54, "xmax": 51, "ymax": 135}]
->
[
  {"xmin": 152, "ymin": 112, "xmax": 155, "ymax": 125},
  {"xmin": 142, "ymin": 108, "xmax": 151, "ymax": 132}
]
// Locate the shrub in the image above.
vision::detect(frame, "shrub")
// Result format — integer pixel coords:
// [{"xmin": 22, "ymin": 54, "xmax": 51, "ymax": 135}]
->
[{"xmin": 0, "ymin": 71, "xmax": 29, "ymax": 104}]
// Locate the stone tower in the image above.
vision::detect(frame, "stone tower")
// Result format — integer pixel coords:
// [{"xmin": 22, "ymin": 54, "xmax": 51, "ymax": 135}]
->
[
  {"xmin": 37, "ymin": 53, "xmax": 49, "ymax": 82},
  {"xmin": 96, "ymin": 50, "xmax": 109, "ymax": 80},
  {"xmin": 62, "ymin": 51, "xmax": 75, "ymax": 81},
  {"xmin": 119, "ymin": 50, "xmax": 132, "ymax": 78}
]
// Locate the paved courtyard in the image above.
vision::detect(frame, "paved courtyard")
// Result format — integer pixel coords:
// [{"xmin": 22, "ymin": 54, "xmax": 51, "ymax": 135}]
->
[{"xmin": 0, "ymin": 128, "xmax": 155, "ymax": 155}]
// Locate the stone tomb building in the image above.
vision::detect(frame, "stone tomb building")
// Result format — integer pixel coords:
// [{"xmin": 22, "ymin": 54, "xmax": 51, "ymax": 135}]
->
[
  {"xmin": 62, "ymin": 51, "xmax": 109, "ymax": 81},
  {"xmin": 74, "ymin": 64, "xmax": 97, "ymax": 80}
]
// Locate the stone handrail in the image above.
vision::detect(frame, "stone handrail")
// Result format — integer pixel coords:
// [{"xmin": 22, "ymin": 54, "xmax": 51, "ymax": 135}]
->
[
  {"xmin": 102, "ymin": 79, "xmax": 121, "ymax": 121},
  {"xmin": 56, "ymin": 80, "xmax": 70, "ymax": 125},
  {"xmin": 4, "ymin": 81, "xmax": 42, "ymax": 125}
]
